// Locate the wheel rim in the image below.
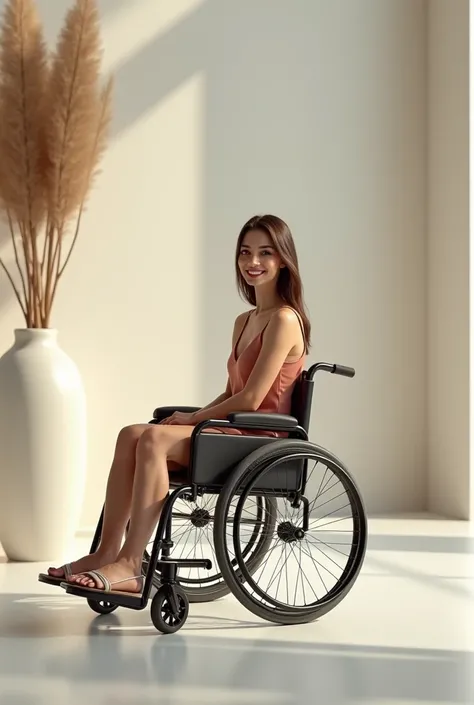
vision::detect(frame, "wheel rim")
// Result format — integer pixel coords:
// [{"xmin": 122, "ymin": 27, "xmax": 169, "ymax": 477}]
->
[
  {"xmin": 226, "ymin": 447, "xmax": 367, "ymax": 615},
  {"xmin": 88, "ymin": 598, "xmax": 116, "ymax": 613},
  {"xmin": 159, "ymin": 594, "xmax": 187, "ymax": 628}
]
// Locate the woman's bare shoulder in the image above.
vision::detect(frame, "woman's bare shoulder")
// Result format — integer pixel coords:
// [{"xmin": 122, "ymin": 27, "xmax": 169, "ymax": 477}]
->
[{"xmin": 267, "ymin": 307, "xmax": 305, "ymax": 354}]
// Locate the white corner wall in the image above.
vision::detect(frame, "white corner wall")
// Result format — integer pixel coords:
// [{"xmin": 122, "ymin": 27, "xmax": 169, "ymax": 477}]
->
[
  {"xmin": 427, "ymin": 0, "xmax": 470, "ymax": 519},
  {"xmin": 1, "ymin": 0, "xmax": 464, "ymax": 529}
]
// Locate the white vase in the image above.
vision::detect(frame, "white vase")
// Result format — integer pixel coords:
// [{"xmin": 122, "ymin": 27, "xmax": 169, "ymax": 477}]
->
[{"xmin": 0, "ymin": 329, "xmax": 86, "ymax": 561}]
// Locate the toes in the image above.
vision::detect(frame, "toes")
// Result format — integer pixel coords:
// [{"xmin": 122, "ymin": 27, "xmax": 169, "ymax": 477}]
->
[
  {"xmin": 48, "ymin": 567, "xmax": 63, "ymax": 576},
  {"xmin": 69, "ymin": 575, "xmax": 84, "ymax": 585},
  {"xmin": 70, "ymin": 574, "xmax": 99, "ymax": 589}
]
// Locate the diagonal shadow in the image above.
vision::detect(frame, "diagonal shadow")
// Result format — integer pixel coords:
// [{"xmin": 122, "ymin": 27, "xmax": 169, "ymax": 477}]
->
[
  {"xmin": 365, "ymin": 552, "xmax": 474, "ymax": 600},
  {"xmin": 99, "ymin": 0, "xmax": 139, "ymax": 19},
  {"xmin": 110, "ymin": 0, "xmax": 217, "ymax": 138},
  {"xmin": 368, "ymin": 533, "xmax": 474, "ymax": 554},
  {"xmin": 109, "ymin": 0, "xmax": 329, "ymax": 399},
  {"xmin": 0, "ymin": 592, "xmax": 273, "ymax": 639}
]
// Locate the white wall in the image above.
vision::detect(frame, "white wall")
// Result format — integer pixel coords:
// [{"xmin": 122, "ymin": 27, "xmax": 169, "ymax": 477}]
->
[
  {"xmin": 471, "ymin": 0, "xmax": 474, "ymax": 521},
  {"xmin": 0, "ymin": 0, "xmax": 430, "ymax": 529},
  {"xmin": 427, "ymin": 0, "xmax": 470, "ymax": 519}
]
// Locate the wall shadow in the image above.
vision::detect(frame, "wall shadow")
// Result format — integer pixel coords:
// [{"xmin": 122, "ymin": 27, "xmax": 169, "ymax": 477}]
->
[
  {"xmin": 368, "ymin": 533, "xmax": 474, "ymax": 554},
  {"xmin": 99, "ymin": 0, "xmax": 136, "ymax": 19},
  {"xmin": 108, "ymin": 0, "xmax": 334, "ymax": 400}
]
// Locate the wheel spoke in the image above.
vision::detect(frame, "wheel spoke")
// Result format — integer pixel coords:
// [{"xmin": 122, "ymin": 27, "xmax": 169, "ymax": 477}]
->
[
  {"xmin": 305, "ymin": 533, "xmax": 353, "ymax": 558},
  {"xmin": 146, "ymin": 494, "xmax": 276, "ymax": 594},
  {"xmin": 216, "ymin": 445, "xmax": 366, "ymax": 617},
  {"xmin": 290, "ymin": 541, "xmax": 320, "ymax": 602},
  {"xmin": 300, "ymin": 540, "xmax": 339, "ymax": 581}
]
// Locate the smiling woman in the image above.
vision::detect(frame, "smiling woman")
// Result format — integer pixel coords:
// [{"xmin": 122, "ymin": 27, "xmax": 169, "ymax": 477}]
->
[
  {"xmin": 235, "ymin": 214, "xmax": 311, "ymax": 352},
  {"xmin": 39, "ymin": 214, "xmax": 312, "ymax": 599}
]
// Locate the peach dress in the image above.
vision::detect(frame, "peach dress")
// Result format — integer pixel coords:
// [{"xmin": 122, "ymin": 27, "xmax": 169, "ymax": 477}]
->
[{"xmin": 218, "ymin": 307, "xmax": 306, "ymax": 437}]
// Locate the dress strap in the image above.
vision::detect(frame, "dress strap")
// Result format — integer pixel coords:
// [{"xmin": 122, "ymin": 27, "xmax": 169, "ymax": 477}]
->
[{"xmin": 233, "ymin": 310, "xmax": 253, "ymax": 359}]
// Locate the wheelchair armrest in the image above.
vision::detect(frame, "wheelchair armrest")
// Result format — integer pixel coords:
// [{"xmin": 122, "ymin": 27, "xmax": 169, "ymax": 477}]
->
[
  {"xmin": 153, "ymin": 405, "xmax": 200, "ymax": 421},
  {"xmin": 227, "ymin": 412, "xmax": 298, "ymax": 430}
]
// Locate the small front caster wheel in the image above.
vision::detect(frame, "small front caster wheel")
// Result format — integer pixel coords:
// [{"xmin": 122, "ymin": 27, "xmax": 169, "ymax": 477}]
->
[
  {"xmin": 151, "ymin": 585, "xmax": 189, "ymax": 634},
  {"xmin": 87, "ymin": 598, "xmax": 118, "ymax": 615}
]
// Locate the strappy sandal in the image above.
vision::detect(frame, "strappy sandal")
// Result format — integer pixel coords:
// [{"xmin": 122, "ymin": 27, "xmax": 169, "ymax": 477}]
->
[
  {"xmin": 60, "ymin": 570, "xmax": 144, "ymax": 598},
  {"xmin": 38, "ymin": 563, "xmax": 74, "ymax": 587}
]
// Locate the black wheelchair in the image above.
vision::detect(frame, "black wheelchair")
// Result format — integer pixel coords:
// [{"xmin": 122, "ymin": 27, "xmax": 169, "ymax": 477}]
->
[{"xmin": 63, "ymin": 361, "xmax": 367, "ymax": 634}]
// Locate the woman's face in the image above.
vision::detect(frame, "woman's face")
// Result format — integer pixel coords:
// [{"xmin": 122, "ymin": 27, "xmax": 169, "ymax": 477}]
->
[{"xmin": 238, "ymin": 228, "xmax": 284, "ymax": 288}]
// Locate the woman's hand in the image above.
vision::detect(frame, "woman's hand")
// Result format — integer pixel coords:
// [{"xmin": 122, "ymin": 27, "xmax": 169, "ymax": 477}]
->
[{"xmin": 160, "ymin": 411, "xmax": 196, "ymax": 426}]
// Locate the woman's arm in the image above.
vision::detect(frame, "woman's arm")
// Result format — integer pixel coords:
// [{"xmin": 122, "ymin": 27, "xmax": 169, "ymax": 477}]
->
[
  {"xmin": 198, "ymin": 378, "xmax": 232, "ymax": 411},
  {"xmin": 191, "ymin": 308, "xmax": 300, "ymax": 425},
  {"xmin": 162, "ymin": 314, "xmax": 251, "ymax": 426}
]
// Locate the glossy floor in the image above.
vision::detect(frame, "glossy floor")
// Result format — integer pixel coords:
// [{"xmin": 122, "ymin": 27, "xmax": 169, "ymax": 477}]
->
[{"xmin": 0, "ymin": 515, "xmax": 473, "ymax": 705}]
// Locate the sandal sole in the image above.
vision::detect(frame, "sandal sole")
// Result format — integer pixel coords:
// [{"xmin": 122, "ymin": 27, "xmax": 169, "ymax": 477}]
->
[
  {"xmin": 38, "ymin": 573, "xmax": 66, "ymax": 587},
  {"xmin": 60, "ymin": 581, "xmax": 142, "ymax": 598}
]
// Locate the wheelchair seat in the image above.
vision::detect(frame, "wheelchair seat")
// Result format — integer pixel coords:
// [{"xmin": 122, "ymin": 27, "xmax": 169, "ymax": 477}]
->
[{"xmin": 153, "ymin": 369, "xmax": 314, "ymax": 491}]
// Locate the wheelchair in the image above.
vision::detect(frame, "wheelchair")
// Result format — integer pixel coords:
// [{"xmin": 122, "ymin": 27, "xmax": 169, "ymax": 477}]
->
[{"xmin": 63, "ymin": 361, "xmax": 367, "ymax": 634}]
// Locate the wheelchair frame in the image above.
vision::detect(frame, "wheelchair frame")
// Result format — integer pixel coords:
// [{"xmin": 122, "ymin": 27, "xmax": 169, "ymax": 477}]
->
[{"xmin": 62, "ymin": 362, "xmax": 366, "ymax": 632}]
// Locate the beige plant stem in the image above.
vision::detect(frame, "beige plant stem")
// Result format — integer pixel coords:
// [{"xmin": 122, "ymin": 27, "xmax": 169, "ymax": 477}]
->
[{"xmin": 0, "ymin": 0, "xmax": 113, "ymax": 328}]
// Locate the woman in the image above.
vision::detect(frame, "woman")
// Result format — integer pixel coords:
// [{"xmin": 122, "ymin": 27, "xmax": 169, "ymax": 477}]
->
[{"xmin": 43, "ymin": 214, "xmax": 311, "ymax": 596}]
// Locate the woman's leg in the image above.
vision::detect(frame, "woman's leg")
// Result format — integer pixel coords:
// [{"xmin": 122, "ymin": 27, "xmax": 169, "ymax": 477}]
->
[
  {"xmin": 68, "ymin": 424, "xmax": 193, "ymax": 591},
  {"xmin": 48, "ymin": 423, "xmax": 150, "ymax": 578}
]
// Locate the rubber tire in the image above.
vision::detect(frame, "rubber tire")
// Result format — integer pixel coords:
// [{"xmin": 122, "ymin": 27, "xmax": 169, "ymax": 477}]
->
[
  {"xmin": 150, "ymin": 585, "xmax": 189, "ymax": 634},
  {"xmin": 144, "ymin": 495, "xmax": 277, "ymax": 603},
  {"xmin": 213, "ymin": 440, "xmax": 367, "ymax": 625},
  {"xmin": 87, "ymin": 598, "xmax": 119, "ymax": 615}
]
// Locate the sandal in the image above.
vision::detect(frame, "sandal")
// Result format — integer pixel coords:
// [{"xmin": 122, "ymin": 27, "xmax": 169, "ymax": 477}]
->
[
  {"xmin": 38, "ymin": 563, "xmax": 73, "ymax": 587},
  {"xmin": 60, "ymin": 570, "xmax": 144, "ymax": 598}
]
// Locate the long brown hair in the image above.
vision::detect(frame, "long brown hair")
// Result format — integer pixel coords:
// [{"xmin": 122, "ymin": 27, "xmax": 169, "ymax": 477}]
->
[{"xmin": 235, "ymin": 214, "xmax": 311, "ymax": 351}]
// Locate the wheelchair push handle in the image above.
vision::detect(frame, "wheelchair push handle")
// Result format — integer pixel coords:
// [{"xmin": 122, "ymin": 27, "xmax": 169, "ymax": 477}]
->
[
  {"xmin": 307, "ymin": 362, "xmax": 355, "ymax": 380},
  {"xmin": 332, "ymin": 364, "xmax": 355, "ymax": 378}
]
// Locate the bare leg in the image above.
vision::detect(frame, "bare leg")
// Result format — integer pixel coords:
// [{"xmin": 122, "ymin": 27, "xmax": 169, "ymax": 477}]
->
[
  {"xmin": 96, "ymin": 424, "xmax": 152, "ymax": 554},
  {"xmin": 68, "ymin": 425, "xmax": 193, "ymax": 592},
  {"xmin": 48, "ymin": 424, "xmax": 150, "ymax": 578}
]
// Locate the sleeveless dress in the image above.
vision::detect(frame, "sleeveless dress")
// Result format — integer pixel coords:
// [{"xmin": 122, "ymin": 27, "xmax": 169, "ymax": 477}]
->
[{"xmin": 212, "ymin": 307, "xmax": 306, "ymax": 437}]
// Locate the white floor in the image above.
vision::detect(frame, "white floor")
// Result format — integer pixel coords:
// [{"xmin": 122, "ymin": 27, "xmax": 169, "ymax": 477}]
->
[{"xmin": 0, "ymin": 515, "xmax": 473, "ymax": 705}]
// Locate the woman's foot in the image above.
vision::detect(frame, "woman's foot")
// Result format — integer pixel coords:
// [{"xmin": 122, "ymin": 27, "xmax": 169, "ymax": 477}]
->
[
  {"xmin": 47, "ymin": 550, "xmax": 117, "ymax": 580},
  {"xmin": 68, "ymin": 557, "xmax": 143, "ymax": 594}
]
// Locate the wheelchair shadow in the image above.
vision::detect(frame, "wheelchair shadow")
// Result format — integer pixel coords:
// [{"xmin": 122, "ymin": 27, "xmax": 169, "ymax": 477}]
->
[
  {"xmin": 0, "ymin": 592, "xmax": 289, "ymax": 701},
  {"xmin": 0, "ymin": 592, "xmax": 277, "ymax": 639},
  {"xmin": 0, "ymin": 600, "xmax": 473, "ymax": 705}
]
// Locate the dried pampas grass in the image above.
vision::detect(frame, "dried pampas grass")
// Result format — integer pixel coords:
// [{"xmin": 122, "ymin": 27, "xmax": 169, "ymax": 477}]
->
[{"xmin": 0, "ymin": 0, "xmax": 113, "ymax": 328}]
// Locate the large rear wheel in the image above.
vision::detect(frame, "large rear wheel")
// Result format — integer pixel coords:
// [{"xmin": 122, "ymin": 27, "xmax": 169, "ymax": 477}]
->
[{"xmin": 214, "ymin": 441, "xmax": 367, "ymax": 624}]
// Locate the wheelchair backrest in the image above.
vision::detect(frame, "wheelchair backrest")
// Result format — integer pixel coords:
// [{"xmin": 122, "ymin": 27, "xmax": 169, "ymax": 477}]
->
[{"xmin": 290, "ymin": 370, "xmax": 315, "ymax": 433}]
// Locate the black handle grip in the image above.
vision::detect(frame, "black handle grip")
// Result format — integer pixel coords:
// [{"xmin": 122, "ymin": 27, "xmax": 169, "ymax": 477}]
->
[
  {"xmin": 307, "ymin": 362, "xmax": 356, "ymax": 381},
  {"xmin": 332, "ymin": 364, "xmax": 355, "ymax": 378}
]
